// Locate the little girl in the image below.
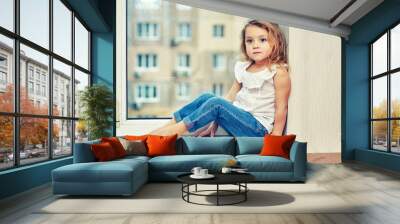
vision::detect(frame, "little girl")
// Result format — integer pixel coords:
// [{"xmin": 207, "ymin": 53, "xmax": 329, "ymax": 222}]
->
[{"xmin": 150, "ymin": 20, "xmax": 290, "ymax": 137}]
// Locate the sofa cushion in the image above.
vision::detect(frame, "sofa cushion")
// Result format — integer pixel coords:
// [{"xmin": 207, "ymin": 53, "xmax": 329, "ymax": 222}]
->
[
  {"xmin": 147, "ymin": 134, "xmax": 178, "ymax": 157},
  {"xmin": 52, "ymin": 158, "xmax": 147, "ymax": 183},
  {"xmin": 91, "ymin": 142, "xmax": 118, "ymax": 161},
  {"xmin": 260, "ymin": 134, "xmax": 296, "ymax": 159},
  {"xmin": 236, "ymin": 155, "xmax": 293, "ymax": 172},
  {"xmin": 74, "ymin": 139, "xmax": 101, "ymax": 163},
  {"xmin": 101, "ymin": 137, "xmax": 127, "ymax": 158},
  {"xmin": 148, "ymin": 154, "xmax": 235, "ymax": 172},
  {"xmin": 178, "ymin": 137, "xmax": 235, "ymax": 155},
  {"xmin": 235, "ymin": 137, "xmax": 263, "ymax": 155}
]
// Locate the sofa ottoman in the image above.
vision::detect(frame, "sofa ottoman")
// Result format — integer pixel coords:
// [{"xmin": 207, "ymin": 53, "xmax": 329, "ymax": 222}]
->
[{"xmin": 52, "ymin": 155, "xmax": 149, "ymax": 195}]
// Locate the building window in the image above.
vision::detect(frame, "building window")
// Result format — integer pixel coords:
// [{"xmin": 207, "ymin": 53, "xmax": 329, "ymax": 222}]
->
[
  {"xmin": 212, "ymin": 83, "xmax": 224, "ymax": 97},
  {"xmin": 41, "ymin": 85, "xmax": 46, "ymax": 97},
  {"xmin": 0, "ymin": 0, "xmax": 91, "ymax": 170},
  {"xmin": 370, "ymin": 23, "xmax": 400, "ymax": 154},
  {"xmin": 0, "ymin": 71, "xmax": 6, "ymax": 85},
  {"xmin": 213, "ymin": 24, "xmax": 224, "ymax": 38},
  {"xmin": 28, "ymin": 66, "xmax": 34, "ymax": 80},
  {"xmin": 177, "ymin": 53, "xmax": 190, "ymax": 70},
  {"xmin": 212, "ymin": 53, "xmax": 226, "ymax": 71},
  {"xmin": 136, "ymin": 22, "xmax": 159, "ymax": 40},
  {"xmin": 136, "ymin": 53, "xmax": 158, "ymax": 70},
  {"xmin": 176, "ymin": 82, "xmax": 190, "ymax": 99},
  {"xmin": 177, "ymin": 23, "xmax": 191, "ymax": 40},
  {"xmin": 135, "ymin": 83, "xmax": 159, "ymax": 103}
]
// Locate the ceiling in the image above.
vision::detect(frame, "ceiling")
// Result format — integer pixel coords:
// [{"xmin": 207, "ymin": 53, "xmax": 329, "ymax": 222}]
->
[{"xmin": 170, "ymin": 0, "xmax": 384, "ymax": 38}]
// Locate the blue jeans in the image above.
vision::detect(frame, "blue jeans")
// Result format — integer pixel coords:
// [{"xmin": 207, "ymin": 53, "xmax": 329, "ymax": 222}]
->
[{"xmin": 173, "ymin": 93, "xmax": 268, "ymax": 137}]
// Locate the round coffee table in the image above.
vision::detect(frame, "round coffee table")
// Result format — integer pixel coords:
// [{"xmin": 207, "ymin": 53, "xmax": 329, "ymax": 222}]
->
[{"xmin": 177, "ymin": 172, "xmax": 255, "ymax": 206}]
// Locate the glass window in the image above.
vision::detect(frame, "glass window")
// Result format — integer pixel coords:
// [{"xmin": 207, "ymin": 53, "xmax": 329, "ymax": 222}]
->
[
  {"xmin": 19, "ymin": 117, "xmax": 49, "ymax": 165},
  {"xmin": 20, "ymin": 44, "xmax": 49, "ymax": 115},
  {"xmin": 391, "ymin": 72, "xmax": 400, "ymax": 118},
  {"xmin": 75, "ymin": 120, "xmax": 88, "ymax": 143},
  {"xmin": 20, "ymin": 0, "xmax": 49, "ymax": 49},
  {"xmin": 0, "ymin": 116, "xmax": 13, "ymax": 170},
  {"xmin": 74, "ymin": 69, "xmax": 89, "ymax": 118},
  {"xmin": 136, "ymin": 22, "xmax": 159, "ymax": 40},
  {"xmin": 372, "ymin": 121, "xmax": 388, "ymax": 151},
  {"xmin": 372, "ymin": 33, "xmax": 387, "ymax": 76},
  {"xmin": 74, "ymin": 18, "xmax": 89, "ymax": 70},
  {"xmin": 391, "ymin": 120, "xmax": 400, "ymax": 153},
  {"xmin": 0, "ymin": 0, "xmax": 14, "ymax": 31},
  {"xmin": 391, "ymin": 24, "xmax": 400, "ymax": 70},
  {"xmin": 371, "ymin": 24, "xmax": 400, "ymax": 154},
  {"xmin": 53, "ymin": 0, "xmax": 72, "ymax": 60},
  {"xmin": 372, "ymin": 77, "xmax": 387, "ymax": 119},
  {"xmin": 0, "ymin": 35, "xmax": 14, "ymax": 113},
  {"xmin": 53, "ymin": 119, "xmax": 72, "ymax": 158},
  {"xmin": 213, "ymin": 24, "xmax": 224, "ymax": 38},
  {"xmin": 212, "ymin": 53, "xmax": 226, "ymax": 70},
  {"xmin": 53, "ymin": 59, "xmax": 72, "ymax": 117},
  {"xmin": 178, "ymin": 23, "xmax": 191, "ymax": 40},
  {"xmin": 212, "ymin": 83, "xmax": 224, "ymax": 97}
]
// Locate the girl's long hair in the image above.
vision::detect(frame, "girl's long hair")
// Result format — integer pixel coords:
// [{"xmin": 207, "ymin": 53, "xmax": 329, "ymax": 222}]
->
[{"xmin": 240, "ymin": 20, "xmax": 288, "ymax": 66}]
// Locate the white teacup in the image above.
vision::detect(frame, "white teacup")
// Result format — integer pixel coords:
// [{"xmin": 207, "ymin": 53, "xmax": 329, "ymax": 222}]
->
[
  {"xmin": 221, "ymin": 167, "xmax": 232, "ymax": 174},
  {"xmin": 199, "ymin": 169, "xmax": 208, "ymax": 176},
  {"xmin": 191, "ymin": 167, "xmax": 202, "ymax": 176}
]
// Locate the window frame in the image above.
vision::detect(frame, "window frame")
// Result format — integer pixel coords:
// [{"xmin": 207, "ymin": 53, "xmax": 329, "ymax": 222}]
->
[
  {"xmin": 370, "ymin": 20, "xmax": 400, "ymax": 154},
  {"xmin": 0, "ymin": 0, "xmax": 92, "ymax": 171}
]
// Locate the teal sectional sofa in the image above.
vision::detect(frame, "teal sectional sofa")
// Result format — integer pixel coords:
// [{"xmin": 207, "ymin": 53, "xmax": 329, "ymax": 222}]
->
[{"xmin": 52, "ymin": 137, "xmax": 307, "ymax": 196}]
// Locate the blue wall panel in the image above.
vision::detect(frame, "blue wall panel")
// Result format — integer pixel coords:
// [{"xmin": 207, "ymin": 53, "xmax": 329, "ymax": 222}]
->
[{"xmin": 344, "ymin": 0, "xmax": 400, "ymax": 171}]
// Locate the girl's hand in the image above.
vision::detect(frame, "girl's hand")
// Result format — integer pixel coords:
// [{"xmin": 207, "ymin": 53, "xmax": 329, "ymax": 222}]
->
[{"xmin": 194, "ymin": 121, "xmax": 218, "ymax": 137}]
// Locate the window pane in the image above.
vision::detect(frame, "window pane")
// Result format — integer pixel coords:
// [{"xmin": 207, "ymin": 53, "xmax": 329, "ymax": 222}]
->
[
  {"xmin": 53, "ymin": 59, "xmax": 72, "ymax": 117},
  {"xmin": 372, "ymin": 77, "xmax": 387, "ymax": 119},
  {"xmin": 20, "ymin": 44, "xmax": 49, "ymax": 115},
  {"xmin": 75, "ymin": 18, "xmax": 89, "ymax": 70},
  {"xmin": 20, "ymin": 117, "xmax": 49, "ymax": 165},
  {"xmin": 53, "ymin": 0, "xmax": 72, "ymax": 60},
  {"xmin": 20, "ymin": 0, "xmax": 49, "ymax": 49},
  {"xmin": 391, "ymin": 72, "xmax": 400, "ymax": 118},
  {"xmin": 391, "ymin": 120, "xmax": 400, "ymax": 153},
  {"xmin": 0, "ymin": 34, "xmax": 14, "ymax": 113},
  {"xmin": 74, "ymin": 69, "xmax": 89, "ymax": 118},
  {"xmin": 0, "ymin": 116, "xmax": 13, "ymax": 170},
  {"xmin": 0, "ymin": 0, "xmax": 14, "ymax": 31},
  {"xmin": 372, "ymin": 121, "xmax": 388, "ymax": 151},
  {"xmin": 372, "ymin": 33, "xmax": 387, "ymax": 76},
  {"xmin": 75, "ymin": 120, "xmax": 88, "ymax": 143},
  {"xmin": 53, "ymin": 119, "xmax": 72, "ymax": 158},
  {"xmin": 391, "ymin": 24, "xmax": 400, "ymax": 70}
]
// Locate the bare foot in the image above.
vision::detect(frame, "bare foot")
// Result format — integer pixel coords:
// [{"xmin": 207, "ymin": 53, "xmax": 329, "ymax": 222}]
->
[{"xmin": 150, "ymin": 122, "xmax": 188, "ymax": 136}]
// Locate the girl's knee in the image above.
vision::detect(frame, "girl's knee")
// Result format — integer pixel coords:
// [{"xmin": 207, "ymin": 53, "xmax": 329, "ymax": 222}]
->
[{"xmin": 205, "ymin": 97, "xmax": 226, "ymax": 107}]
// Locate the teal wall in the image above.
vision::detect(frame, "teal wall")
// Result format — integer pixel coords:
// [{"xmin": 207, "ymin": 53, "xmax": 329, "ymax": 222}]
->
[
  {"xmin": 0, "ymin": 0, "xmax": 115, "ymax": 200},
  {"xmin": 343, "ymin": 0, "xmax": 400, "ymax": 171}
]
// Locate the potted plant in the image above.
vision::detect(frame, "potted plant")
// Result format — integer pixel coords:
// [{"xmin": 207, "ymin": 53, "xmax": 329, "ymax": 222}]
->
[{"xmin": 79, "ymin": 84, "xmax": 114, "ymax": 140}]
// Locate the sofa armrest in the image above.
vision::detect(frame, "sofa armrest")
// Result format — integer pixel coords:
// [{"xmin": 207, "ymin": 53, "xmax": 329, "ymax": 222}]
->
[
  {"xmin": 289, "ymin": 141, "xmax": 307, "ymax": 181},
  {"xmin": 73, "ymin": 140, "xmax": 100, "ymax": 163}
]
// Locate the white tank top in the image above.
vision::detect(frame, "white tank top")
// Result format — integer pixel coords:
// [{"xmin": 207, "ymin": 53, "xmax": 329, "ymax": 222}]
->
[{"xmin": 232, "ymin": 60, "xmax": 278, "ymax": 132}]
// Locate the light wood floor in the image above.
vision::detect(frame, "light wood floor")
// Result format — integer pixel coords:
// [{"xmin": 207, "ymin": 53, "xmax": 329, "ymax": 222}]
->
[{"xmin": 1, "ymin": 161, "xmax": 400, "ymax": 224}]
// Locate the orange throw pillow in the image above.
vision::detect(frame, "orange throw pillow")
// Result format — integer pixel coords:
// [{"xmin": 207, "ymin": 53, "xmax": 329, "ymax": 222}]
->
[
  {"xmin": 146, "ymin": 134, "xmax": 178, "ymax": 157},
  {"xmin": 101, "ymin": 137, "xmax": 127, "ymax": 158},
  {"xmin": 124, "ymin": 135, "xmax": 148, "ymax": 141},
  {"xmin": 259, "ymin": 134, "xmax": 296, "ymax": 159},
  {"xmin": 91, "ymin": 142, "xmax": 117, "ymax": 162}
]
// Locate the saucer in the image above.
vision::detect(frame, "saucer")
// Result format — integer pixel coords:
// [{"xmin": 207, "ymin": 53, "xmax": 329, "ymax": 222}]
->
[{"xmin": 190, "ymin": 174, "xmax": 215, "ymax": 179}]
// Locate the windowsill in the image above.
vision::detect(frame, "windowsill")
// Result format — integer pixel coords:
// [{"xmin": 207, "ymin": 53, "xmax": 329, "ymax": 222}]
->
[{"xmin": 0, "ymin": 156, "xmax": 72, "ymax": 175}]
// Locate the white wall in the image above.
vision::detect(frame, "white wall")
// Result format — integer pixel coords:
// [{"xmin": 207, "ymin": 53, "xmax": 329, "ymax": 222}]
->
[{"xmin": 287, "ymin": 27, "xmax": 341, "ymax": 153}]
